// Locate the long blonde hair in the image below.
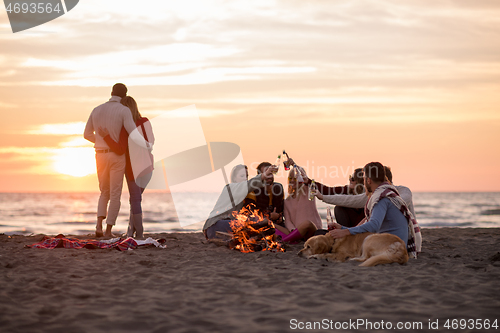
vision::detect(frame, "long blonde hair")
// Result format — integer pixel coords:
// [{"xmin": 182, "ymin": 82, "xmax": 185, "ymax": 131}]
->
[
  {"xmin": 287, "ymin": 167, "xmax": 307, "ymax": 199},
  {"xmin": 121, "ymin": 96, "xmax": 142, "ymax": 122}
]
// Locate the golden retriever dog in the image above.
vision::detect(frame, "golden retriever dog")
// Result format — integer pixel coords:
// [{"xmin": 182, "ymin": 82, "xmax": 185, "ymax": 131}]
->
[{"xmin": 298, "ymin": 232, "xmax": 408, "ymax": 267}]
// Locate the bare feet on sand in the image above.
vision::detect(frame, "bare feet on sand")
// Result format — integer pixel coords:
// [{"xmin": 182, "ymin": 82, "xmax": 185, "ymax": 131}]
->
[
  {"xmin": 103, "ymin": 233, "xmax": 118, "ymax": 239},
  {"xmin": 95, "ymin": 228, "xmax": 104, "ymax": 238},
  {"xmin": 103, "ymin": 224, "xmax": 116, "ymax": 238},
  {"xmin": 96, "ymin": 216, "xmax": 105, "ymax": 238}
]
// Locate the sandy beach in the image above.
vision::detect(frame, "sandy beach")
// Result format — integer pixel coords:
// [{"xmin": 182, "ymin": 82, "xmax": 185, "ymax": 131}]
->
[{"xmin": 1, "ymin": 228, "xmax": 499, "ymax": 333}]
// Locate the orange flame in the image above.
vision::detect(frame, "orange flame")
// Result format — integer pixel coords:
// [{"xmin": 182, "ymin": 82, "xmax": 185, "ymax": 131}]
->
[{"xmin": 229, "ymin": 204, "xmax": 285, "ymax": 253}]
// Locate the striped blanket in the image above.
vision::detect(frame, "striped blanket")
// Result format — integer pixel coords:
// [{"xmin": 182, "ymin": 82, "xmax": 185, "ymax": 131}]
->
[
  {"xmin": 26, "ymin": 234, "xmax": 166, "ymax": 251},
  {"xmin": 365, "ymin": 184, "xmax": 422, "ymax": 259}
]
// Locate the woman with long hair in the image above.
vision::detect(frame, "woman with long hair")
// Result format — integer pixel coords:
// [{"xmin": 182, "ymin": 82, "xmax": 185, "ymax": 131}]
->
[{"xmin": 273, "ymin": 167, "xmax": 320, "ymax": 243}]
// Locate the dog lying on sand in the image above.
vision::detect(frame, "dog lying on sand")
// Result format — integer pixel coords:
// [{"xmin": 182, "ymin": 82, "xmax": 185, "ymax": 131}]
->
[{"xmin": 298, "ymin": 232, "xmax": 408, "ymax": 267}]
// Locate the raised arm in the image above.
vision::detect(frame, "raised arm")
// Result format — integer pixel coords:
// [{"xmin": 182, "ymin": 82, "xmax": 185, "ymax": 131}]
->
[
  {"xmin": 315, "ymin": 182, "xmax": 348, "ymax": 195},
  {"xmin": 319, "ymin": 193, "xmax": 368, "ymax": 208},
  {"xmin": 247, "ymin": 165, "xmax": 277, "ymax": 192},
  {"xmin": 298, "ymin": 166, "xmax": 347, "ymax": 195}
]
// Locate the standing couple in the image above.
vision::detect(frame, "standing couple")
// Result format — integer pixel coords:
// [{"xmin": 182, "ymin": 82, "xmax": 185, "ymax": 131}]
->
[{"xmin": 84, "ymin": 83, "xmax": 155, "ymax": 238}]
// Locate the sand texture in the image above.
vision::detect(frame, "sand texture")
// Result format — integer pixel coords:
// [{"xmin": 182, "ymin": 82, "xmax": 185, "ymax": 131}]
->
[{"xmin": 1, "ymin": 228, "xmax": 499, "ymax": 333}]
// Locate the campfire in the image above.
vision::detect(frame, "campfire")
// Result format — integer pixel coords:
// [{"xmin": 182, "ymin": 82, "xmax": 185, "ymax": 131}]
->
[{"xmin": 215, "ymin": 205, "xmax": 285, "ymax": 253}]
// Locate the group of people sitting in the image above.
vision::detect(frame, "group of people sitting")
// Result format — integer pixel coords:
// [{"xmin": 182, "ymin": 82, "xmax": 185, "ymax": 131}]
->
[
  {"xmin": 203, "ymin": 160, "xmax": 422, "ymax": 258},
  {"xmin": 86, "ymin": 84, "xmax": 420, "ymax": 256}
]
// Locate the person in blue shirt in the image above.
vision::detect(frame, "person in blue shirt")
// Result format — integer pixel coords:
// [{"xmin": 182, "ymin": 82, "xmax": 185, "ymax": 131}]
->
[{"xmin": 328, "ymin": 162, "xmax": 408, "ymax": 246}]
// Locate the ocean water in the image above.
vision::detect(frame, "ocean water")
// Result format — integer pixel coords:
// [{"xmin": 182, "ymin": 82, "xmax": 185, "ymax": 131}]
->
[{"xmin": 0, "ymin": 192, "xmax": 499, "ymax": 236}]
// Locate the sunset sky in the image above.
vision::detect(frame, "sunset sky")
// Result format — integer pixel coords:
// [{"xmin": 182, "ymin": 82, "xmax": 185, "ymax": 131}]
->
[{"xmin": 0, "ymin": 0, "xmax": 499, "ymax": 193}]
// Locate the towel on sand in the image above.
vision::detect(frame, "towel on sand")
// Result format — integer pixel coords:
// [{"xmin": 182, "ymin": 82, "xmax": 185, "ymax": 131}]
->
[{"xmin": 25, "ymin": 234, "xmax": 166, "ymax": 251}]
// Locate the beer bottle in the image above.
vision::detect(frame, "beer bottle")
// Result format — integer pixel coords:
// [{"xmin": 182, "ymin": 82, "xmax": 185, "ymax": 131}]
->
[
  {"xmin": 282, "ymin": 150, "xmax": 291, "ymax": 171},
  {"xmin": 272, "ymin": 154, "xmax": 281, "ymax": 174},
  {"xmin": 308, "ymin": 179, "xmax": 317, "ymax": 201},
  {"xmin": 326, "ymin": 206, "xmax": 334, "ymax": 230}
]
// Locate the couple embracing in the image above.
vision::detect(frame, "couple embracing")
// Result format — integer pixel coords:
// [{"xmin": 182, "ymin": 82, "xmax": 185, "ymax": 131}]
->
[{"xmin": 84, "ymin": 83, "xmax": 154, "ymax": 238}]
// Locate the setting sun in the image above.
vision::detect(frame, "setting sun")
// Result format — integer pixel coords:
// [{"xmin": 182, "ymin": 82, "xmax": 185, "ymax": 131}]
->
[{"xmin": 52, "ymin": 147, "xmax": 96, "ymax": 177}]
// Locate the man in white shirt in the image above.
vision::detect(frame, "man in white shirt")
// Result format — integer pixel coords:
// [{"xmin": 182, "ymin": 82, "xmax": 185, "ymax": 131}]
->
[
  {"xmin": 84, "ymin": 83, "xmax": 146, "ymax": 237},
  {"xmin": 316, "ymin": 167, "xmax": 417, "ymax": 221}
]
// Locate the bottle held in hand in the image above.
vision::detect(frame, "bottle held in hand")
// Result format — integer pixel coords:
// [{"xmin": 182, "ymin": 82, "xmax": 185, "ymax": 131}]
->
[
  {"xmin": 282, "ymin": 150, "xmax": 304, "ymax": 183},
  {"xmin": 326, "ymin": 206, "xmax": 334, "ymax": 230},
  {"xmin": 282, "ymin": 150, "xmax": 292, "ymax": 171},
  {"xmin": 308, "ymin": 179, "xmax": 317, "ymax": 201},
  {"xmin": 272, "ymin": 154, "xmax": 281, "ymax": 174}
]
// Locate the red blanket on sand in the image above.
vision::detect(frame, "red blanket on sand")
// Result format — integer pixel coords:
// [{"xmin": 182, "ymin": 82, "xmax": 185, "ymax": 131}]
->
[{"xmin": 25, "ymin": 234, "xmax": 164, "ymax": 251}]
